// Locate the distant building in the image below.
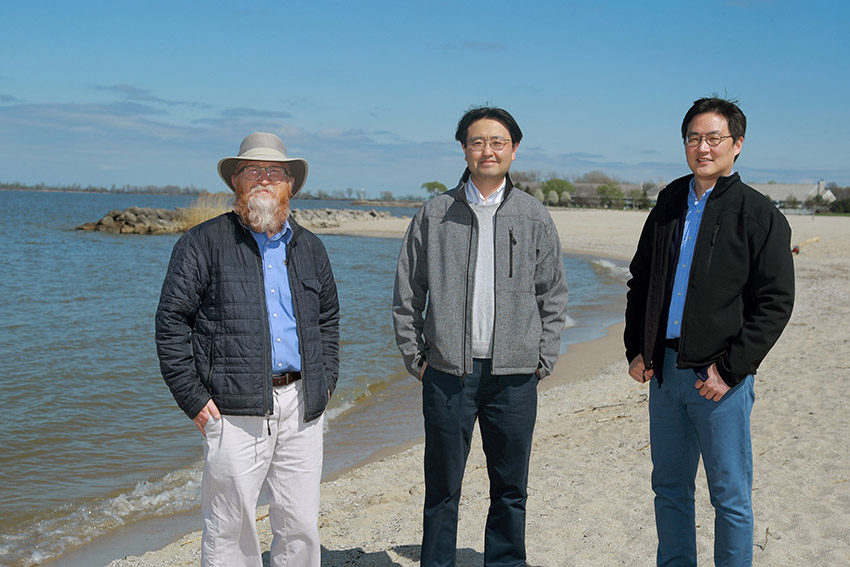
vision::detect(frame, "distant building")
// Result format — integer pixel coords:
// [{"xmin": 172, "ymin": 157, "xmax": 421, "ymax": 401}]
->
[
  {"xmin": 646, "ymin": 180, "xmax": 835, "ymax": 210},
  {"xmin": 749, "ymin": 180, "xmax": 835, "ymax": 207},
  {"xmin": 521, "ymin": 177, "xmax": 836, "ymax": 212}
]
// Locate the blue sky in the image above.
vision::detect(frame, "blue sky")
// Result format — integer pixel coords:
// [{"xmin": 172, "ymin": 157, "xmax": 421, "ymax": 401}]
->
[{"xmin": 2, "ymin": 0, "xmax": 848, "ymax": 196}]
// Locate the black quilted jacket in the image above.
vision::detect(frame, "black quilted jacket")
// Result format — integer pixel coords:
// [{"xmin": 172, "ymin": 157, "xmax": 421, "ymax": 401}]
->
[{"xmin": 155, "ymin": 212, "xmax": 339, "ymax": 422}]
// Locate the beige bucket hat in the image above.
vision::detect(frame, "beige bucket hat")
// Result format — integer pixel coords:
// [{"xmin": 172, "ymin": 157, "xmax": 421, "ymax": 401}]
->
[{"xmin": 217, "ymin": 132, "xmax": 309, "ymax": 195}]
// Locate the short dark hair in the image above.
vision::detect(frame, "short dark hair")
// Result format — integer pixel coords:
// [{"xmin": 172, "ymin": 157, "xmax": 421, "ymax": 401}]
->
[
  {"xmin": 455, "ymin": 106, "xmax": 523, "ymax": 146},
  {"xmin": 681, "ymin": 96, "xmax": 747, "ymax": 141}
]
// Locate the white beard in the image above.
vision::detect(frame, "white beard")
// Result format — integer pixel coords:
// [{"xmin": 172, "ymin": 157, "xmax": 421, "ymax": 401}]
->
[{"xmin": 245, "ymin": 192, "xmax": 282, "ymax": 234}]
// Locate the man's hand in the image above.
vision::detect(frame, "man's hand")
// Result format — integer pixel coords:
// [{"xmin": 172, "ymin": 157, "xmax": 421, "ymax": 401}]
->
[
  {"xmin": 419, "ymin": 361, "xmax": 428, "ymax": 382},
  {"xmin": 192, "ymin": 399, "xmax": 221, "ymax": 436},
  {"xmin": 695, "ymin": 363, "xmax": 730, "ymax": 401},
  {"xmin": 628, "ymin": 354, "xmax": 654, "ymax": 383}
]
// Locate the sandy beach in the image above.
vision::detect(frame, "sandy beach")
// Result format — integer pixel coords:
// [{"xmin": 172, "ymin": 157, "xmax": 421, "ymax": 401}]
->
[{"xmin": 107, "ymin": 209, "xmax": 849, "ymax": 566}]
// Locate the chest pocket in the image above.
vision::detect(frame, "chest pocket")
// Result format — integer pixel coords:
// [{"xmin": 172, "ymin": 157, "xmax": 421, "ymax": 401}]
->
[
  {"xmin": 293, "ymin": 276, "xmax": 321, "ymax": 327},
  {"xmin": 694, "ymin": 217, "xmax": 750, "ymax": 292},
  {"xmin": 499, "ymin": 223, "xmax": 535, "ymax": 292}
]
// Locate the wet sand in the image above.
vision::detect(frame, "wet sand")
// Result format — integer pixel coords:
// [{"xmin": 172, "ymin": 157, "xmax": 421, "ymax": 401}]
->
[{"xmin": 107, "ymin": 210, "xmax": 850, "ymax": 566}]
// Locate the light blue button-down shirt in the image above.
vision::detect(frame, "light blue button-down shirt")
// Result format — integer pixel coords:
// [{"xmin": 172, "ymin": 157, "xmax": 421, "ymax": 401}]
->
[
  {"xmin": 666, "ymin": 178, "xmax": 714, "ymax": 339},
  {"xmin": 251, "ymin": 221, "xmax": 301, "ymax": 373}
]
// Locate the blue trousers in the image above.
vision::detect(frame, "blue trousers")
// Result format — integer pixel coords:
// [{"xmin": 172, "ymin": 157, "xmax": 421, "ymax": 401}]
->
[
  {"xmin": 649, "ymin": 348, "xmax": 755, "ymax": 567},
  {"xmin": 421, "ymin": 359, "xmax": 537, "ymax": 567}
]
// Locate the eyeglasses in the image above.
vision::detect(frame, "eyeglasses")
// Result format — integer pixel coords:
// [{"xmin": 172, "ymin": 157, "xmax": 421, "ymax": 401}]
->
[
  {"xmin": 236, "ymin": 165, "xmax": 293, "ymax": 182},
  {"xmin": 466, "ymin": 137, "xmax": 512, "ymax": 152},
  {"xmin": 684, "ymin": 134, "xmax": 734, "ymax": 148}
]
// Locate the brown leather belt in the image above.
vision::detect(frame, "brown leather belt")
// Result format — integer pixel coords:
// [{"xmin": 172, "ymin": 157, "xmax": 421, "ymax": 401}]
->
[
  {"xmin": 272, "ymin": 371, "xmax": 301, "ymax": 387},
  {"xmin": 664, "ymin": 338, "xmax": 680, "ymax": 352}
]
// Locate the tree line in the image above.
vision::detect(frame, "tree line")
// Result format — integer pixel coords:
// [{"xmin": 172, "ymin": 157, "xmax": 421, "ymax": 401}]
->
[
  {"xmin": 423, "ymin": 170, "xmax": 657, "ymax": 210},
  {"xmin": 422, "ymin": 173, "xmax": 850, "ymax": 214},
  {"xmin": 1, "ymin": 180, "xmax": 206, "ymax": 195},
  {"xmin": 298, "ymin": 187, "xmax": 421, "ymax": 202}
]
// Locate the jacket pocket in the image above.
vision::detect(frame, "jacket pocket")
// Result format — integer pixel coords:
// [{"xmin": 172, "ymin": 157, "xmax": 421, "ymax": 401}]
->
[
  {"xmin": 509, "ymin": 228, "xmax": 517, "ymax": 278},
  {"xmin": 704, "ymin": 222, "xmax": 721, "ymax": 271},
  {"xmin": 300, "ymin": 277, "xmax": 321, "ymax": 307},
  {"xmin": 500, "ymin": 224, "xmax": 534, "ymax": 291},
  {"xmin": 207, "ymin": 333, "xmax": 215, "ymax": 386},
  {"xmin": 194, "ymin": 332, "xmax": 214, "ymax": 388},
  {"xmin": 301, "ymin": 277, "xmax": 321, "ymax": 293},
  {"xmin": 295, "ymin": 277, "xmax": 322, "ymax": 338}
]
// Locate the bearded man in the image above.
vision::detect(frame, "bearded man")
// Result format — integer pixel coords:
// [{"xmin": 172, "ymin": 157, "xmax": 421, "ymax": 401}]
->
[{"xmin": 156, "ymin": 132, "xmax": 339, "ymax": 567}]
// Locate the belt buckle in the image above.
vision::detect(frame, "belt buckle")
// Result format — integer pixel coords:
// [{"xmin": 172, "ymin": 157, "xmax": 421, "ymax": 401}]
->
[{"xmin": 273, "ymin": 371, "xmax": 299, "ymax": 387}]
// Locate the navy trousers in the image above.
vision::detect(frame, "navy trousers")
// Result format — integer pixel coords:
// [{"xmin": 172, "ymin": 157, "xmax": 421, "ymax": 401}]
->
[{"xmin": 421, "ymin": 359, "xmax": 537, "ymax": 567}]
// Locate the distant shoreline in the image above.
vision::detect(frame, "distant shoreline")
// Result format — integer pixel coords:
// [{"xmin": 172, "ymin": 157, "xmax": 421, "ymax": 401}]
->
[
  {"xmin": 0, "ymin": 186, "xmax": 208, "ymax": 196},
  {"xmin": 350, "ymin": 199, "xmax": 423, "ymax": 207}
]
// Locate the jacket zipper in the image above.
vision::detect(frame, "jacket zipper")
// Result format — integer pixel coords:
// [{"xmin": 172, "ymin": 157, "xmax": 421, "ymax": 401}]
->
[
  {"xmin": 677, "ymin": 220, "xmax": 719, "ymax": 371},
  {"xmin": 457, "ymin": 178, "xmax": 512, "ymax": 374},
  {"xmin": 491, "ymin": 199, "xmax": 510, "ymax": 365},
  {"xmin": 463, "ymin": 201, "xmax": 475, "ymax": 376},
  {"xmin": 287, "ymin": 231, "xmax": 309, "ymax": 423},
  {"xmin": 677, "ymin": 200, "xmax": 719, "ymax": 367},
  {"xmin": 252, "ymin": 237, "xmax": 273, "ymax": 433}
]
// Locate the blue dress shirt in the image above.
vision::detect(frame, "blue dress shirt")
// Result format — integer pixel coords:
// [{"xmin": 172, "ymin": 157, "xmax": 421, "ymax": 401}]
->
[
  {"xmin": 666, "ymin": 179, "xmax": 714, "ymax": 340},
  {"xmin": 251, "ymin": 222, "xmax": 301, "ymax": 373}
]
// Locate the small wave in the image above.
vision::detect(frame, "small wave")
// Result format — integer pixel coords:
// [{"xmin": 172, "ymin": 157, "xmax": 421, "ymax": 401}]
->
[
  {"xmin": 324, "ymin": 398, "xmax": 358, "ymax": 423},
  {"xmin": 324, "ymin": 376, "xmax": 396, "ymax": 423},
  {"xmin": 1, "ymin": 462, "xmax": 203, "ymax": 567},
  {"xmin": 563, "ymin": 315, "xmax": 578, "ymax": 329},
  {"xmin": 591, "ymin": 259, "xmax": 631, "ymax": 281}
]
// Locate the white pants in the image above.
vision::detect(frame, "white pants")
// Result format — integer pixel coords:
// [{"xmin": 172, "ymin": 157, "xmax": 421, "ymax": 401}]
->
[{"xmin": 201, "ymin": 380, "xmax": 324, "ymax": 567}]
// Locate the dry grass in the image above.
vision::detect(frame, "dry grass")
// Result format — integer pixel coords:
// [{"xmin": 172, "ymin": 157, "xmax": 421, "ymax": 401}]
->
[{"xmin": 177, "ymin": 192, "xmax": 232, "ymax": 230}]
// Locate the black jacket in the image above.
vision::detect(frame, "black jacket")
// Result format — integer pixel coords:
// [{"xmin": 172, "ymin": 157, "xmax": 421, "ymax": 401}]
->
[
  {"xmin": 155, "ymin": 212, "xmax": 340, "ymax": 422},
  {"xmin": 624, "ymin": 173, "xmax": 794, "ymax": 387}
]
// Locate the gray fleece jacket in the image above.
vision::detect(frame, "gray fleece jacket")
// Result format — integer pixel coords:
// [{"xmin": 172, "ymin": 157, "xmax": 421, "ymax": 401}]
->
[{"xmin": 393, "ymin": 170, "xmax": 569, "ymax": 379}]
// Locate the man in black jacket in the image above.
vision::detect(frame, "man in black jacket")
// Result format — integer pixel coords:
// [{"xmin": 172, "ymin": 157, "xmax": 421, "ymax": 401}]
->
[
  {"xmin": 156, "ymin": 132, "xmax": 339, "ymax": 567},
  {"xmin": 624, "ymin": 98, "xmax": 794, "ymax": 566}
]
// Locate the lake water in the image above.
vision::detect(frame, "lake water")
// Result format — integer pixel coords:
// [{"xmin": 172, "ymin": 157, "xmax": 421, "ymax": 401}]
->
[{"xmin": 0, "ymin": 190, "xmax": 628, "ymax": 566}]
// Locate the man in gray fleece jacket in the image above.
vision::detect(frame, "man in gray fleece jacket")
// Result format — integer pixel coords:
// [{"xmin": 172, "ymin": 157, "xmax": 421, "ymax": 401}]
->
[{"xmin": 393, "ymin": 107, "xmax": 568, "ymax": 567}]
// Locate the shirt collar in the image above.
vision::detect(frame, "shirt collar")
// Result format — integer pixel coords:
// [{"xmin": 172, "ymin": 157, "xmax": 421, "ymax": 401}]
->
[
  {"xmin": 465, "ymin": 178, "xmax": 506, "ymax": 205},
  {"xmin": 689, "ymin": 170, "xmax": 736, "ymax": 204},
  {"xmin": 688, "ymin": 177, "xmax": 714, "ymax": 205},
  {"xmin": 252, "ymin": 218, "xmax": 292, "ymax": 244}
]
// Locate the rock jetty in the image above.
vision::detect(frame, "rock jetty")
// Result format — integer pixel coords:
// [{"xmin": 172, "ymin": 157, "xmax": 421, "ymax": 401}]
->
[
  {"xmin": 75, "ymin": 207, "xmax": 401, "ymax": 235},
  {"xmin": 292, "ymin": 207, "xmax": 397, "ymax": 228},
  {"xmin": 75, "ymin": 207, "xmax": 182, "ymax": 234}
]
